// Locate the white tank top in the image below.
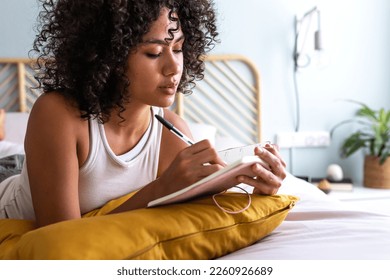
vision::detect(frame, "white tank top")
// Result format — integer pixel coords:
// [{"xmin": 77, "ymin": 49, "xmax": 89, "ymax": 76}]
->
[{"xmin": 0, "ymin": 106, "xmax": 163, "ymax": 219}]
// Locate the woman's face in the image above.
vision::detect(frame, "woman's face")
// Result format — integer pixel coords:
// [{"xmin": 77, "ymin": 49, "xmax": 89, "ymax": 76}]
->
[{"xmin": 126, "ymin": 8, "xmax": 184, "ymax": 108}]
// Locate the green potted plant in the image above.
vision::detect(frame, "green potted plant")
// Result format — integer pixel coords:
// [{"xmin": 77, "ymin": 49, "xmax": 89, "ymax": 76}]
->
[{"xmin": 331, "ymin": 100, "xmax": 390, "ymax": 188}]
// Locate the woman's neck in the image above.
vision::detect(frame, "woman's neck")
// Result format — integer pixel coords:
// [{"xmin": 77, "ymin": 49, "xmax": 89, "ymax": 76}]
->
[{"xmin": 103, "ymin": 105, "xmax": 152, "ymax": 155}]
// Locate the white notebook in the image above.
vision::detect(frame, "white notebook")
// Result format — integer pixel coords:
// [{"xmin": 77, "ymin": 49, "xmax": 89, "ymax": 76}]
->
[
  {"xmin": 217, "ymin": 143, "xmax": 264, "ymax": 164},
  {"xmin": 147, "ymin": 144, "xmax": 267, "ymax": 207}
]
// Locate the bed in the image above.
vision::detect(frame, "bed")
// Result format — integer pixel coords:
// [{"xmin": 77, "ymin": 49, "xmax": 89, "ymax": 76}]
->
[{"xmin": 1, "ymin": 56, "xmax": 390, "ymax": 260}]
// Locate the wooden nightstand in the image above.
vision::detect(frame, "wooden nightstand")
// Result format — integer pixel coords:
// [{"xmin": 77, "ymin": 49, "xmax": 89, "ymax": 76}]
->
[{"xmin": 328, "ymin": 186, "xmax": 390, "ymax": 215}]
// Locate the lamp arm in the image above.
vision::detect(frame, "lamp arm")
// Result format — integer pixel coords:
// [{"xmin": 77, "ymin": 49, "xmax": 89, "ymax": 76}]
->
[
  {"xmin": 301, "ymin": 6, "xmax": 318, "ymax": 20},
  {"xmin": 294, "ymin": 6, "xmax": 322, "ymax": 67}
]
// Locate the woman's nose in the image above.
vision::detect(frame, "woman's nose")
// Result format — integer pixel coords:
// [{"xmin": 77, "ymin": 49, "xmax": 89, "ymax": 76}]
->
[{"xmin": 162, "ymin": 53, "xmax": 182, "ymax": 76}]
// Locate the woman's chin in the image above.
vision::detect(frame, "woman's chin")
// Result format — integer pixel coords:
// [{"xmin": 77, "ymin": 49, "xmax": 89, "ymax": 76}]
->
[{"xmin": 156, "ymin": 96, "xmax": 176, "ymax": 108}]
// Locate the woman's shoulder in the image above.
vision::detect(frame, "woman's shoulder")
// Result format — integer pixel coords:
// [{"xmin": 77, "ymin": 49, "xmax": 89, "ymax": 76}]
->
[
  {"xmin": 28, "ymin": 92, "xmax": 86, "ymax": 136},
  {"xmin": 30, "ymin": 92, "xmax": 82, "ymax": 123},
  {"xmin": 32, "ymin": 92, "xmax": 76, "ymax": 114}
]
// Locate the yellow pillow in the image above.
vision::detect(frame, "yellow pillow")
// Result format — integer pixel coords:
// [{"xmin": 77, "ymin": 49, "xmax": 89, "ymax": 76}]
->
[
  {"xmin": 0, "ymin": 219, "xmax": 36, "ymax": 259},
  {"xmin": 2, "ymin": 193, "xmax": 297, "ymax": 260}
]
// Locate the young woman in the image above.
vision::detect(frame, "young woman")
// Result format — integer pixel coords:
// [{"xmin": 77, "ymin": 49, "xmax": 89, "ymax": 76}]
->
[{"xmin": 0, "ymin": 0, "xmax": 286, "ymax": 227}]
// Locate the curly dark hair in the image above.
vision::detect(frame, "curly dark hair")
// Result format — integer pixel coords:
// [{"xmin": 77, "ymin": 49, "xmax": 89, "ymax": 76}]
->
[{"xmin": 31, "ymin": 0, "xmax": 219, "ymax": 122}]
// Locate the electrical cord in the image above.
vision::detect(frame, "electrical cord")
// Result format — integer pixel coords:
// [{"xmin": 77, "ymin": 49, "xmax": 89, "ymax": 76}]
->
[
  {"xmin": 289, "ymin": 10, "xmax": 316, "ymax": 174},
  {"xmin": 289, "ymin": 7, "xmax": 322, "ymax": 176},
  {"xmin": 289, "ymin": 23, "xmax": 302, "ymax": 174}
]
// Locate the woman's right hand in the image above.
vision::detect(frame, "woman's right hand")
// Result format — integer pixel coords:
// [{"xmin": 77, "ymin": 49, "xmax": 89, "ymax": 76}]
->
[{"xmin": 157, "ymin": 139, "xmax": 226, "ymax": 194}]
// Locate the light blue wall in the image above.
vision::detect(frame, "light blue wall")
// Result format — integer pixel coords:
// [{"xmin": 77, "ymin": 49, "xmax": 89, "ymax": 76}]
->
[
  {"xmin": 1, "ymin": 0, "xmax": 389, "ymax": 184},
  {"xmin": 0, "ymin": 0, "xmax": 39, "ymax": 57},
  {"xmin": 212, "ymin": 0, "xmax": 390, "ymax": 184}
]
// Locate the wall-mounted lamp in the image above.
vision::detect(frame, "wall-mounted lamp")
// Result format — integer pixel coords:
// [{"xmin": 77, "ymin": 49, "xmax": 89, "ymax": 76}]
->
[
  {"xmin": 292, "ymin": 6, "xmax": 327, "ymax": 133},
  {"xmin": 294, "ymin": 6, "xmax": 325, "ymax": 69},
  {"xmin": 289, "ymin": 7, "xmax": 328, "ymax": 174}
]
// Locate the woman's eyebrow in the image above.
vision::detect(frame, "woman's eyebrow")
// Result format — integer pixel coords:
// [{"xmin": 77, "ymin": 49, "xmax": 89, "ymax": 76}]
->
[{"xmin": 141, "ymin": 35, "xmax": 185, "ymax": 46}]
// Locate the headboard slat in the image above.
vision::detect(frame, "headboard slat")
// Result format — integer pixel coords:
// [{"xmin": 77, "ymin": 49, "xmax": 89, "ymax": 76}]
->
[
  {"xmin": 176, "ymin": 54, "xmax": 261, "ymax": 144},
  {"xmin": 0, "ymin": 58, "xmax": 39, "ymax": 113},
  {"xmin": 17, "ymin": 62, "xmax": 27, "ymax": 113}
]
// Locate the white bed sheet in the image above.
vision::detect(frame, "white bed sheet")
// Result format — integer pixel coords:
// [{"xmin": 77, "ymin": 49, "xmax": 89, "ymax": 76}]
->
[
  {"xmin": 0, "ymin": 140, "xmax": 24, "ymax": 158},
  {"xmin": 219, "ymin": 173, "xmax": 390, "ymax": 260},
  {"xmin": 1, "ymin": 112, "xmax": 27, "ymax": 157},
  {"xmin": 4, "ymin": 112, "xmax": 28, "ymax": 145}
]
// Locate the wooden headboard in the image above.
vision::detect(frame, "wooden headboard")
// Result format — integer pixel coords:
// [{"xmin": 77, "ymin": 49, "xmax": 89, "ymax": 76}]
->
[
  {"xmin": 0, "ymin": 58, "xmax": 40, "ymax": 113},
  {"xmin": 0, "ymin": 54, "xmax": 261, "ymax": 143}
]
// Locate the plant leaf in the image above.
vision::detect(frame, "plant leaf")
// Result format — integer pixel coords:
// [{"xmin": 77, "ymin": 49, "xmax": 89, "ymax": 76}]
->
[
  {"xmin": 357, "ymin": 105, "xmax": 377, "ymax": 121},
  {"xmin": 340, "ymin": 132, "xmax": 369, "ymax": 157},
  {"xmin": 333, "ymin": 100, "xmax": 390, "ymax": 159}
]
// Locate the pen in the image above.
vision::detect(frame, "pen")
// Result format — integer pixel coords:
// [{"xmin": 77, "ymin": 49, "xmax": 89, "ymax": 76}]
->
[{"xmin": 155, "ymin": 114, "xmax": 194, "ymax": 146}]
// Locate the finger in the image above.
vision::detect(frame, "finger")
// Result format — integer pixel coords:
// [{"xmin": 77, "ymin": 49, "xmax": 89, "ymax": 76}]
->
[
  {"xmin": 187, "ymin": 140, "xmax": 226, "ymax": 167},
  {"xmin": 251, "ymin": 162, "xmax": 284, "ymax": 189},
  {"xmin": 187, "ymin": 139, "xmax": 213, "ymax": 153},
  {"xmin": 255, "ymin": 146, "xmax": 286, "ymax": 178},
  {"xmin": 252, "ymin": 185, "xmax": 279, "ymax": 195},
  {"xmin": 237, "ymin": 174, "xmax": 279, "ymax": 195},
  {"xmin": 264, "ymin": 143, "xmax": 287, "ymax": 168},
  {"xmin": 241, "ymin": 162, "xmax": 280, "ymax": 186},
  {"xmin": 252, "ymin": 162, "xmax": 281, "ymax": 183},
  {"xmin": 197, "ymin": 163, "xmax": 225, "ymax": 178},
  {"xmin": 197, "ymin": 149, "xmax": 226, "ymax": 167}
]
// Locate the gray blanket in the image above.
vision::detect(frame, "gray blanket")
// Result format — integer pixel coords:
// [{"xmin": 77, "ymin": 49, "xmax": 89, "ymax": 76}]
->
[{"xmin": 0, "ymin": 154, "xmax": 24, "ymax": 182}]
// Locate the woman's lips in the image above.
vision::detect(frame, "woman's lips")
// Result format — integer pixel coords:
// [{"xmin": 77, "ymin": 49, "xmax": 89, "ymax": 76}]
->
[{"xmin": 159, "ymin": 83, "xmax": 177, "ymax": 94}]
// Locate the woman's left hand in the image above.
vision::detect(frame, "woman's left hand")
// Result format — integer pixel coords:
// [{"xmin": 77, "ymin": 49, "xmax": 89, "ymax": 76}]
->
[{"xmin": 237, "ymin": 143, "xmax": 287, "ymax": 195}]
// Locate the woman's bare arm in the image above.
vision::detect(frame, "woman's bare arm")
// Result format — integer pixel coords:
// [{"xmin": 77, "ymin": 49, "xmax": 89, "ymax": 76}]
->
[{"xmin": 25, "ymin": 93, "xmax": 87, "ymax": 227}]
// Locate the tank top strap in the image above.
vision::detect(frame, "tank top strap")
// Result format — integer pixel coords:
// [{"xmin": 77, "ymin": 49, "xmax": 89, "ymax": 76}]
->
[{"xmin": 80, "ymin": 118, "xmax": 100, "ymax": 172}]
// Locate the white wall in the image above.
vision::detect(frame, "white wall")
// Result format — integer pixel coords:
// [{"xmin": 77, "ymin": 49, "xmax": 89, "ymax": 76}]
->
[{"xmin": 1, "ymin": 0, "xmax": 390, "ymax": 184}]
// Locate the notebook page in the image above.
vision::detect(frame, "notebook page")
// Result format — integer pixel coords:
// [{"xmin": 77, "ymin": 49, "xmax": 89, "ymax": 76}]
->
[{"xmin": 217, "ymin": 143, "xmax": 264, "ymax": 164}]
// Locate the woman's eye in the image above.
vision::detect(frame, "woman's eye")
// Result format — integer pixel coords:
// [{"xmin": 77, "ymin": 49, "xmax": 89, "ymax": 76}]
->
[
  {"xmin": 173, "ymin": 49, "xmax": 183, "ymax": 54},
  {"xmin": 146, "ymin": 53, "xmax": 161, "ymax": 58}
]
